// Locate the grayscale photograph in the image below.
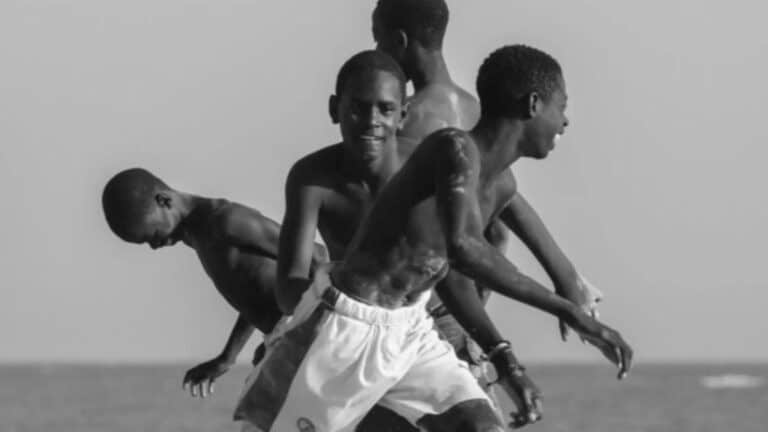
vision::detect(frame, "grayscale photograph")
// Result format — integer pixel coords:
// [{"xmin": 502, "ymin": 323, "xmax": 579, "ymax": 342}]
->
[{"xmin": 2, "ymin": 1, "xmax": 766, "ymax": 431}]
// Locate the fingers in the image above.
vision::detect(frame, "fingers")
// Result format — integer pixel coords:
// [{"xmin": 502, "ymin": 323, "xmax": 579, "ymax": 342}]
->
[
  {"xmin": 508, "ymin": 393, "xmax": 543, "ymax": 429},
  {"xmin": 190, "ymin": 380, "xmax": 213, "ymax": 398},
  {"xmin": 617, "ymin": 341, "xmax": 633, "ymax": 380},
  {"xmin": 559, "ymin": 319, "xmax": 570, "ymax": 342},
  {"xmin": 182, "ymin": 372, "xmax": 217, "ymax": 398}
]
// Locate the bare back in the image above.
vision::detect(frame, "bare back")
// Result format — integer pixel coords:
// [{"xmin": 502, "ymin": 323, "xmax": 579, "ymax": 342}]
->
[
  {"xmin": 333, "ymin": 129, "xmax": 515, "ymax": 308},
  {"xmin": 399, "ymin": 83, "xmax": 480, "ymax": 143},
  {"xmin": 186, "ymin": 201, "xmax": 287, "ymax": 333}
]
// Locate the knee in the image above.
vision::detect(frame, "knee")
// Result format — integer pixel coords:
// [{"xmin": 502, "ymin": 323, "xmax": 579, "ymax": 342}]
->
[
  {"xmin": 456, "ymin": 420, "xmax": 504, "ymax": 432},
  {"xmin": 418, "ymin": 399, "xmax": 503, "ymax": 432}
]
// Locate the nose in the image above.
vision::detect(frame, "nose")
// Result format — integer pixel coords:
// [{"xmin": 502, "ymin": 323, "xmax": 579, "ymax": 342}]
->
[
  {"xmin": 361, "ymin": 106, "xmax": 383, "ymax": 128},
  {"xmin": 563, "ymin": 114, "xmax": 570, "ymax": 129}
]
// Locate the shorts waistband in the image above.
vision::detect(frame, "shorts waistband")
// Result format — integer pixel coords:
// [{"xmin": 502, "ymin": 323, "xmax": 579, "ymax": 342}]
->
[
  {"xmin": 320, "ymin": 285, "xmax": 431, "ymax": 326},
  {"xmin": 312, "ymin": 263, "xmax": 432, "ymax": 326}
]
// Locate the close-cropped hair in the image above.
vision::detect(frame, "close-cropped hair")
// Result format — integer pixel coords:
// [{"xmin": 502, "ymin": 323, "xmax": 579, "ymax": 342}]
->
[
  {"xmin": 102, "ymin": 167, "xmax": 167, "ymax": 240},
  {"xmin": 476, "ymin": 44, "xmax": 563, "ymax": 117},
  {"xmin": 374, "ymin": 0, "xmax": 449, "ymax": 50},
  {"xmin": 335, "ymin": 50, "xmax": 407, "ymax": 98}
]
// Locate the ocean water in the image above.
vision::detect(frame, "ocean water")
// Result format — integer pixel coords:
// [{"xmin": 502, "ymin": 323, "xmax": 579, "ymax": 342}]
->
[{"xmin": 1, "ymin": 363, "xmax": 766, "ymax": 432}]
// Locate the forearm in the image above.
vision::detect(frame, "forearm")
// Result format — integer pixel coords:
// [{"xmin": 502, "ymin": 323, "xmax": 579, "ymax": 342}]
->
[
  {"xmin": 218, "ymin": 315, "xmax": 256, "ymax": 364},
  {"xmin": 435, "ymin": 271, "xmax": 505, "ymax": 353},
  {"xmin": 275, "ymin": 276, "xmax": 312, "ymax": 315},
  {"xmin": 451, "ymin": 237, "xmax": 579, "ymax": 322},
  {"xmin": 502, "ymin": 196, "xmax": 578, "ymax": 296}
]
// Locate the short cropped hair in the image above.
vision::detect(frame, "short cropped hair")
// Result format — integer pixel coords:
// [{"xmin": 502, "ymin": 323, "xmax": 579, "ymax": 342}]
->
[
  {"xmin": 476, "ymin": 45, "xmax": 563, "ymax": 118},
  {"xmin": 102, "ymin": 168, "xmax": 168, "ymax": 240},
  {"xmin": 374, "ymin": 0, "xmax": 449, "ymax": 50},
  {"xmin": 335, "ymin": 50, "xmax": 407, "ymax": 98}
]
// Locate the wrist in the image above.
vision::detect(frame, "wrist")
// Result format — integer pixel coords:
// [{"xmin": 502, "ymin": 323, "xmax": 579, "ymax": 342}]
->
[
  {"xmin": 486, "ymin": 340, "xmax": 525, "ymax": 375},
  {"xmin": 217, "ymin": 351, "xmax": 237, "ymax": 365}
]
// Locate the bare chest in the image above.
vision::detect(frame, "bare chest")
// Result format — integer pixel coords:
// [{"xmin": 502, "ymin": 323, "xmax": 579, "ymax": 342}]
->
[{"xmin": 317, "ymin": 184, "xmax": 375, "ymax": 259}]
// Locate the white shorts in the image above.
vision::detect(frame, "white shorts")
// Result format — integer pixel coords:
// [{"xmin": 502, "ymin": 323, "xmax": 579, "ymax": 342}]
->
[{"xmin": 233, "ymin": 266, "xmax": 491, "ymax": 432}]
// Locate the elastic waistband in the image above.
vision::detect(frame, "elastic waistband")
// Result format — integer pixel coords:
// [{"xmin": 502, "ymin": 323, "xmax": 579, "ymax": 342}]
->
[{"xmin": 312, "ymin": 263, "xmax": 432, "ymax": 326}]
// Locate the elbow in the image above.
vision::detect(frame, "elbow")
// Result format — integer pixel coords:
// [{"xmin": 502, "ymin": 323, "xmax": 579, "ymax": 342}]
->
[
  {"xmin": 447, "ymin": 235, "xmax": 482, "ymax": 273},
  {"xmin": 311, "ymin": 244, "xmax": 330, "ymax": 269}
]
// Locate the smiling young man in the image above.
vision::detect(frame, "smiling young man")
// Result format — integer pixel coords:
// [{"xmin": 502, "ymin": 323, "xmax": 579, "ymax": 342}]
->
[
  {"xmin": 101, "ymin": 169, "xmax": 327, "ymax": 398},
  {"xmin": 371, "ymin": 1, "xmax": 603, "ymax": 425},
  {"xmin": 236, "ymin": 46, "xmax": 632, "ymax": 432}
]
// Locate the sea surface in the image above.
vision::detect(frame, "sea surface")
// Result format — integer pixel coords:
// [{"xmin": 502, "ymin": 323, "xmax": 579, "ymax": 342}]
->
[{"xmin": 1, "ymin": 363, "xmax": 766, "ymax": 432}]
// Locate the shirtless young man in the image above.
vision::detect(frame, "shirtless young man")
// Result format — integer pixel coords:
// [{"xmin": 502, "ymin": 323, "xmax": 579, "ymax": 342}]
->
[
  {"xmin": 236, "ymin": 46, "xmax": 632, "ymax": 431},
  {"xmin": 101, "ymin": 168, "xmax": 327, "ymax": 398},
  {"xmin": 372, "ymin": 0, "xmax": 602, "ymax": 362}
]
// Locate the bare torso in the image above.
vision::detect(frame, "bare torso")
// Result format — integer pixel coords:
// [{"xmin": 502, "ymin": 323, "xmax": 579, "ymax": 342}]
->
[
  {"xmin": 297, "ymin": 145, "xmax": 380, "ymax": 260},
  {"xmin": 186, "ymin": 201, "xmax": 283, "ymax": 333},
  {"xmin": 397, "ymin": 81, "xmax": 498, "ymax": 310},
  {"xmin": 333, "ymin": 129, "xmax": 516, "ymax": 308},
  {"xmin": 399, "ymin": 82, "xmax": 481, "ymax": 141}
]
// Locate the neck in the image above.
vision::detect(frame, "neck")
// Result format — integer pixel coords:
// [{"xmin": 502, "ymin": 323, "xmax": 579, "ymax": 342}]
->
[
  {"xmin": 408, "ymin": 49, "xmax": 452, "ymax": 90},
  {"xmin": 173, "ymin": 192, "xmax": 212, "ymax": 247},
  {"xmin": 470, "ymin": 116, "xmax": 525, "ymax": 180}
]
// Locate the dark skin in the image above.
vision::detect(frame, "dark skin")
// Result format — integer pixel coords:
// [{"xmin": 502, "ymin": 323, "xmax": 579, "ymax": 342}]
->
[
  {"xmin": 330, "ymin": 80, "xmax": 633, "ymax": 430},
  {"xmin": 276, "ymin": 69, "xmax": 404, "ymax": 314},
  {"xmin": 372, "ymin": 12, "xmax": 599, "ymax": 426},
  {"xmin": 278, "ymin": 68, "xmax": 545, "ymax": 429},
  {"xmin": 117, "ymin": 190, "xmax": 327, "ymax": 398},
  {"xmin": 278, "ymin": 69, "xmax": 425, "ymax": 431}
]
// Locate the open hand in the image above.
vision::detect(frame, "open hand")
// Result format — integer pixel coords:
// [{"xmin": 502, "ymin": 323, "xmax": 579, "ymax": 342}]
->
[
  {"xmin": 182, "ymin": 356, "xmax": 232, "ymax": 398},
  {"xmin": 489, "ymin": 346, "xmax": 543, "ymax": 428},
  {"xmin": 569, "ymin": 315, "xmax": 633, "ymax": 380}
]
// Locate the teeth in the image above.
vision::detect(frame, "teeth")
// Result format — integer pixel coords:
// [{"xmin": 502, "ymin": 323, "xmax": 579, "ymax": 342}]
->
[{"xmin": 554, "ymin": 134, "xmax": 562, "ymax": 142}]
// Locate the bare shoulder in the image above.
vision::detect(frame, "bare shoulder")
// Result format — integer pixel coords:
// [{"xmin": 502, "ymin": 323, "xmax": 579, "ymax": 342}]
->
[
  {"xmin": 287, "ymin": 143, "xmax": 343, "ymax": 189},
  {"xmin": 496, "ymin": 168, "xmax": 518, "ymax": 205},
  {"xmin": 452, "ymin": 84, "xmax": 481, "ymax": 125},
  {"xmin": 210, "ymin": 201, "xmax": 274, "ymax": 239},
  {"xmin": 422, "ymin": 127, "xmax": 479, "ymax": 164}
]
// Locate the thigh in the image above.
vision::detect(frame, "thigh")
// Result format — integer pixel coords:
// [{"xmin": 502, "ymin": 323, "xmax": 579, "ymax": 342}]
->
[
  {"xmin": 356, "ymin": 405, "xmax": 419, "ymax": 432},
  {"xmin": 379, "ymin": 329, "xmax": 495, "ymax": 426},
  {"xmin": 418, "ymin": 399, "xmax": 504, "ymax": 432}
]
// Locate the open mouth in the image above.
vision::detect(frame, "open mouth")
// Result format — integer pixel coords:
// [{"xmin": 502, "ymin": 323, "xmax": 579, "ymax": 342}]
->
[{"xmin": 358, "ymin": 135, "xmax": 384, "ymax": 143}]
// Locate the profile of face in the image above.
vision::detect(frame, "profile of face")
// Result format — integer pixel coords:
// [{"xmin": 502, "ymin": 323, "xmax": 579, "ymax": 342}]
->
[
  {"xmin": 124, "ymin": 193, "xmax": 183, "ymax": 249},
  {"xmin": 520, "ymin": 76, "xmax": 570, "ymax": 159},
  {"xmin": 330, "ymin": 69, "xmax": 406, "ymax": 164},
  {"xmin": 372, "ymin": 11, "xmax": 406, "ymax": 66}
]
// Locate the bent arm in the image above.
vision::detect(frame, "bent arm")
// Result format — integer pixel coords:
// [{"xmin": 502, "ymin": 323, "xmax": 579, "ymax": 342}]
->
[
  {"xmin": 499, "ymin": 192, "xmax": 580, "ymax": 300},
  {"xmin": 276, "ymin": 164, "xmax": 323, "ymax": 314}
]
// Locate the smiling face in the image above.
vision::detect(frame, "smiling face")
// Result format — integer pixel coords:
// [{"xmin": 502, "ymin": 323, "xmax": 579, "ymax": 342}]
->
[
  {"xmin": 334, "ymin": 69, "xmax": 406, "ymax": 164},
  {"xmin": 520, "ymin": 75, "xmax": 570, "ymax": 159}
]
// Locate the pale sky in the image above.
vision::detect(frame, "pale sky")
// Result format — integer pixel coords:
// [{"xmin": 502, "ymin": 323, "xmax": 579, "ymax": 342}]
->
[{"xmin": 1, "ymin": 1, "xmax": 766, "ymax": 364}]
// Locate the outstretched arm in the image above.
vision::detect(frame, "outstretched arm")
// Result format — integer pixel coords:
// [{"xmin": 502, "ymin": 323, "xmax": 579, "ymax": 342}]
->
[
  {"xmin": 434, "ymin": 134, "xmax": 631, "ymax": 378},
  {"xmin": 499, "ymin": 192, "xmax": 602, "ymax": 340},
  {"xmin": 182, "ymin": 315, "xmax": 255, "ymax": 398},
  {"xmin": 276, "ymin": 162, "xmax": 324, "ymax": 314},
  {"xmin": 499, "ymin": 192, "xmax": 580, "ymax": 299},
  {"xmin": 434, "ymin": 271, "xmax": 545, "ymax": 427}
]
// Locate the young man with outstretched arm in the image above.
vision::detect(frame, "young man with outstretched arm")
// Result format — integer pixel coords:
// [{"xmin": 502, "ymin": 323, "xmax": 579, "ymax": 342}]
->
[{"xmin": 237, "ymin": 45, "xmax": 632, "ymax": 432}]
